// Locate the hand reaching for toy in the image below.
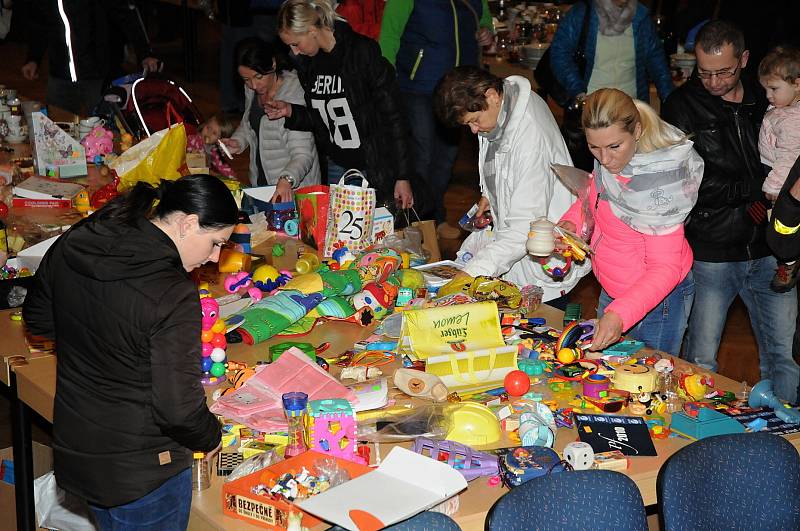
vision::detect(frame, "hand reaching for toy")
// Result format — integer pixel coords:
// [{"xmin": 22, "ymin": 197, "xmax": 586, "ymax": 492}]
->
[
  {"xmin": 589, "ymin": 311, "xmax": 623, "ymax": 351},
  {"xmin": 555, "ymin": 220, "xmax": 577, "ymax": 253},
  {"xmin": 475, "ymin": 196, "xmax": 491, "ymax": 219},
  {"xmin": 264, "ymin": 99, "xmax": 292, "ymax": 120},
  {"xmin": 272, "ymin": 178, "xmax": 294, "ymax": 203},
  {"xmin": 394, "ymin": 180, "xmax": 414, "ymax": 209},
  {"xmin": 220, "ymin": 138, "xmax": 242, "ymax": 155}
]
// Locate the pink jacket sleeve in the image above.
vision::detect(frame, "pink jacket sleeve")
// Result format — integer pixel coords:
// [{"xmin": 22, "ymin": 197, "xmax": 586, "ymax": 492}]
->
[
  {"xmin": 605, "ymin": 227, "xmax": 689, "ymax": 330},
  {"xmin": 762, "ymin": 110, "xmax": 800, "ymax": 196},
  {"xmin": 558, "ymin": 176, "xmax": 595, "ymax": 230}
]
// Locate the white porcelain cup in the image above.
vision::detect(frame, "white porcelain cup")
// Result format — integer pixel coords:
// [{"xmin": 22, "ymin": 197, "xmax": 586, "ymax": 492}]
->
[{"xmin": 78, "ymin": 117, "xmax": 105, "ymax": 138}]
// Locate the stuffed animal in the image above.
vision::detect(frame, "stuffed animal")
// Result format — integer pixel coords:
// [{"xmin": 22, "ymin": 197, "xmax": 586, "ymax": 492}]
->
[{"xmin": 80, "ymin": 126, "xmax": 114, "ymax": 162}]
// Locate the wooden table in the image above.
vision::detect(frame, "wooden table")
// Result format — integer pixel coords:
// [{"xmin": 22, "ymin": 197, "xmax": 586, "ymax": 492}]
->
[{"xmin": 7, "ymin": 300, "xmax": 798, "ymax": 531}]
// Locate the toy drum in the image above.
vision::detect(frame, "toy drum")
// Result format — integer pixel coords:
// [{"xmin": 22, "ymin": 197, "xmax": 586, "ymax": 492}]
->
[
  {"xmin": 582, "ymin": 374, "xmax": 610, "ymax": 398},
  {"xmin": 614, "ymin": 364, "xmax": 656, "ymax": 394}
]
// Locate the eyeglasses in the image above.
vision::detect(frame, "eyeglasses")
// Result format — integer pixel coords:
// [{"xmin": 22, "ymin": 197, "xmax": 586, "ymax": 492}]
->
[{"xmin": 697, "ymin": 63, "xmax": 740, "ymax": 80}]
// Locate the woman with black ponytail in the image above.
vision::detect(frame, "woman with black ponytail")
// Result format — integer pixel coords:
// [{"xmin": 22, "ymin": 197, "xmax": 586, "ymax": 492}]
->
[{"xmin": 23, "ymin": 174, "xmax": 238, "ymax": 530}]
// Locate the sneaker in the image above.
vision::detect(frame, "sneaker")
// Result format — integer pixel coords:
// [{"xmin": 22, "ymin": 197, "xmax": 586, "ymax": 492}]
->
[
  {"xmin": 771, "ymin": 261, "xmax": 800, "ymax": 293},
  {"xmin": 436, "ymin": 222, "xmax": 462, "ymax": 239}
]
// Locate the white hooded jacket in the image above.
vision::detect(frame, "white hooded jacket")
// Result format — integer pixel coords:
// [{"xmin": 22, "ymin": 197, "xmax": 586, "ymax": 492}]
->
[{"xmin": 461, "ymin": 76, "xmax": 591, "ymax": 301}]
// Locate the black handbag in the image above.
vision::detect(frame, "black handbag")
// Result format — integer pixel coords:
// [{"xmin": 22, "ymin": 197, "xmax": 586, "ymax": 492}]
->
[{"xmin": 534, "ymin": 1, "xmax": 591, "ymax": 107}]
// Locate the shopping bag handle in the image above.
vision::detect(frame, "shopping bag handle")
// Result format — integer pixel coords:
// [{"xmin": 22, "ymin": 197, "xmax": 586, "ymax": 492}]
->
[
  {"xmin": 402, "ymin": 207, "xmax": 423, "ymax": 226},
  {"xmin": 337, "ymin": 168, "xmax": 371, "ymax": 189}
]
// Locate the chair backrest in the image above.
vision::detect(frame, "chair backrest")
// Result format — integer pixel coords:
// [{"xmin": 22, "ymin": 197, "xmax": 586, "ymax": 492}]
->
[
  {"xmin": 328, "ymin": 511, "xmax": 460, "ymax": 531},
  {"xmin": 657, "ymin": 432, "xmax": 800, "ymax": 531},
  {"xmin": 486, "ymin": 470, "xmax": 648, "ymax": 531}
]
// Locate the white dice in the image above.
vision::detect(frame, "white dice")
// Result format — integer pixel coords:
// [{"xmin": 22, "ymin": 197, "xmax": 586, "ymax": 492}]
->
[{"xmin": 563, "ymin": 441, "xmax": 595, "ymax": 470}]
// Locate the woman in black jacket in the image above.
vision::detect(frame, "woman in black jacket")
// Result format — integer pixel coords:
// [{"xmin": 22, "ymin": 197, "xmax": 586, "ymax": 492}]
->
[
  {"xmin": 265, "ymin": 0, "xmax": 415, "ymax": 210},
  {"xmin": 23, "ymin": 175, "xmax": 238, "ymax": 530}
]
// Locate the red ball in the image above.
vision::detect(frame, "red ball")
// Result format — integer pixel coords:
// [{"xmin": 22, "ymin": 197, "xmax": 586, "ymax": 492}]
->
[
  {"xmin": 0, "ymin": 202, "xmax": 8, "ymax": 219},
  {"xmin": 211, "ymin": 333, "xmax": 227, "ymax": 349},
  {"xmin": 504, "ymin": 370, "xmax": 531, "ymax": 396}
]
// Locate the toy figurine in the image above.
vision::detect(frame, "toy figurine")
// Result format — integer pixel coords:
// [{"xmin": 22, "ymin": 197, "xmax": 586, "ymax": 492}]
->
[
  {"xmin": 80, "ymin": 126, "xmax": 114, "ymax": 163},
  {"xmin": 224, "ymin": 271, "xmax": 263, "ymax": 301},
  {"xmin": 74, "ymin": 190, "xmax": 92, "ymax": 216}
]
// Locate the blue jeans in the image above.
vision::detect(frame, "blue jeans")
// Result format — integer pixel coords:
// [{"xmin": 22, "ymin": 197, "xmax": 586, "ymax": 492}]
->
[
  {"xmin": 684, "ymin": 256, "xmax": 799, "ymax": 403},
  {"xmin": 90, "ymin": 468, "xmax": 192, "ymax": 531},
  {"xmin": 598, "ymin": 272, "xmax": 695, "ymax": 357},
  {"xmin": 327, "ymin": 158, "xmax": 367, "ymax": 186},
  {"xmin": 401, "ymin": 92, "xmax": 460, "ymax": 224}
]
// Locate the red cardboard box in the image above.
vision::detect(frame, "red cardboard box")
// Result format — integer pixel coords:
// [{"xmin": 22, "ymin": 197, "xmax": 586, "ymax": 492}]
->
[{"xmin": 221, "ymin": 450, "xmax": 371, "ymax": 530}]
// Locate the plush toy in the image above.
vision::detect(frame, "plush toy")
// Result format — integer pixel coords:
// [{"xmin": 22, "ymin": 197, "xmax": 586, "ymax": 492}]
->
[
  {"xmin": 350, "ymin": 248, "xmax": 401, "ymax": 283},
  {"xmin": 351, "ymin": 282, "xmax": 398, "ymax": 320},
  {"xmin": 237, "ymin": 290, "xmax": 324, "ymax": 344},
  {"xmin": 80, "ymin": 126, "xmax": 114, "ymax": 163}
]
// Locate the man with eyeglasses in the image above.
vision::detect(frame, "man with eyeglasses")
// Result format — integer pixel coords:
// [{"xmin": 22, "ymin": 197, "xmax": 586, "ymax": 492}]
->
[{"xmin": 662, "ymin": 20, "xmax": 799, "ymax": 403}]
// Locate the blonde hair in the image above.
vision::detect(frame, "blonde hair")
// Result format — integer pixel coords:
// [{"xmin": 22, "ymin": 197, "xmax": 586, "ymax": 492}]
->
[
  {"xmin": 758, "ymin": 46, "xmax": 800, "ymax": 84},
  {"xmin": 277, "ymin": 0, "xmax": 343, "ymax": 35},
  {"xmin": 581, "ymin": 88, "xmax": 684, "ymax": 153},
  {"xmin": 205, "ymin": 113, "xmax": 237, "ymax": 138}
]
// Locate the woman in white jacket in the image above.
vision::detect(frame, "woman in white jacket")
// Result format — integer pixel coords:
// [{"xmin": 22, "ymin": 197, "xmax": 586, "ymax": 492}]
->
[
  {"xmin": 434, "ymin": 66, "xmax": 590, "ymax": 304},
  {"xmin": 222, "ymin": 38, "xmax": 321, "ymax": 201}
]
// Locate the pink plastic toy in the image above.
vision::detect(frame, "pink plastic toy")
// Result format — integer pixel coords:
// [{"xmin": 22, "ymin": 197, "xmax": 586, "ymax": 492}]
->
[
  {"xmin": 223, "ymin": 271, "xmax": 263, "ymax": 301},
  {"xmin": 80, "ymin": 126, "xmax": 114, "ymax": 162},
  {"xmin": 305, "ymin": 398, "xmax": 365, "ymax": 464},
  {"xmin": 200, "ymin": 295, "xmax": 227, "ymax": 385}
]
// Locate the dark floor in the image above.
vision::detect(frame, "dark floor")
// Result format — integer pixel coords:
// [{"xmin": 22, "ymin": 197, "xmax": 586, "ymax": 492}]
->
[{"xmin": 0, "ymin": 11, "xmax": 761, "ymax": 450}]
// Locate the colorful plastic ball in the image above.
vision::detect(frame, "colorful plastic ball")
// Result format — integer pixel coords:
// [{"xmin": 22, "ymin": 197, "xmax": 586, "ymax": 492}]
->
[
  {"xmin": 201, "ymin": 329, "xmax": 215, "ymax": 343},
  {"xmin": 201, "ymin": 357, "xmax": 214, "ymax": 373},
  {"xmin": 557, "ymin": 347, "xmax": 580, "ymax": 364},
  {"xmin": 201, "ymin": 343, "xmax": 213, "ymax": 357},
  {"xmin": 211, "ymin": 333, "xmax": 227, "ymax": 349},
  {"xmin": 211, "ymin": 319, "xmax": 226, "ymax": 333},
  {"xmin": 210, "ymin": 348, "xmax": 227, "ymax": 363},
  {"xmin": 504, "ymin": 370, "xmax": 531, "ymax": 396},
  {"xmin": 210, "ymin": 362, "xmax": 226, "ymax": 377}
]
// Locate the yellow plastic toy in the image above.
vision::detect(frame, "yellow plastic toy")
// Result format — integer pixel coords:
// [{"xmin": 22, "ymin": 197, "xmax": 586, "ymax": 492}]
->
[{"xmin": 445, "ymin": 402, "xmax": 502, "ymax": 447}]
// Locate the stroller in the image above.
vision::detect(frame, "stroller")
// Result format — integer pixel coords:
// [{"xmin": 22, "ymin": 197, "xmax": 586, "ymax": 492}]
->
[{"xmin": 101, "ymin": 73, "xmax": 204, "ymax": 140}]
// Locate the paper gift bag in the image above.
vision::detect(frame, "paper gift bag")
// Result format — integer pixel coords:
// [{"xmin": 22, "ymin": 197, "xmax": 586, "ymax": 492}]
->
[
  {"xmin": 324, "ymin": 170, "xmax": 375, "ymax": 257},
  {"xmin": 295, "ymin": 184, "xmax": 330, "ymax": 251},
  {"xmin": 412, "ymin": 218, "xmax": 441, "ymax": 263},
  {"xmin": 398, "ymin": 301, "xmax": 504, "ymax": 360},
  {"xmin": 425, "ymin": 345, "xmax": 519, "ymax": 394}
]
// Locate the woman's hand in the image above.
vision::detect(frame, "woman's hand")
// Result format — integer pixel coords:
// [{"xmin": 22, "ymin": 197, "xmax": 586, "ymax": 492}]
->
[
  {"xmin": 272, "ymin": 178, "xmax": 294, "ymax": 203},
  {"xmin": 394, "ymin": 180, "xmax": 414, "ymax": 209},
  {"xmin": 475, "ymin": 196, "xmax": 491, "ymax": 218},
  {"xmin": 554, "ymin": 220, "xmax": 577, "ymax": 253},
  {"xmin": 589, "ymin": 311, "xmax": 624, "ymax": 351},
  {"xmin": 220, "ymin": 138, "xmax": 242, "ymax": 155},
  {"xmin": 264, "ymin": 99, "xmax": 292, "ymax": 120}
]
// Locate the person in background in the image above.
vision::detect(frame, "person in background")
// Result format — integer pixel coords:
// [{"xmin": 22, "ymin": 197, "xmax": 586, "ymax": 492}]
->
[
  {"xmin": 265, "ymin": 0, "xmax": 415, "ymax": 210},
  {"xmin": 662, "ymin": 20, "xmax": 799, "ymax": 403},
  {"xmin": 336, "ymin": 0, "xmax": 385, "ymax": 40},
  {"xmin": 23, "ymin": 175, "xmax": 238, "ymax": 530},
  {"xmin": 433, "ymin": 66, "xmax": 591, "ymax": 306},
  {"xmin": 187, "ymin": 113, "xmax": 238, "ymax": 179},
  {"xmin": 550, "ymin": 0, "xmax": 674, "ymax": 104},
  {"xmin": 766, "ymin": 154, "xmax": 800, "ymax": 401},
  {"xmin": 380, "ymin": 0, "xmax": 494, "ymax": 239},
  {"xmin": 21, "ymin": 0, "xmax": 159, "ymax": 115},
  {"xmin": 758, "ymin": 46, "xmax": 800, "ymax": 292},
  {"xmin": 223, "ymin": 37, "xmax": 320, "ymax": 201},
  {"xmin": 558, "ymin": 88, "xmax": 703, "ymax": 354}
]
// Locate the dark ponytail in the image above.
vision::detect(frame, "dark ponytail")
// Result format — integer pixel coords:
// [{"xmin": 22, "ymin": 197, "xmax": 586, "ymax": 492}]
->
[
  {"xmin": 235, "ymin": 37, "xmax": 291, "ymax": 77},
  {"xmin": 95, "ymin": 174, "xmax": 238, "ymax": 229}
]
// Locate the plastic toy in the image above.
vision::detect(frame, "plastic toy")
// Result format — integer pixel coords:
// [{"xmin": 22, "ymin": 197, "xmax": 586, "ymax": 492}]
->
[
  {"xmin": 304, "ymin": 398, "xmax": 366, "ymax": 464},
  {"xmin": 200, "ymin": 295, "xmax": 227, "ymax": 385},
  {"xmin": 518, "ymin": 402, "xmax": 557, "ymax": 447},
  {"xmin": 518, "ymin": 358, "xmax": 546, "ymax": 376},
  {"xmin": 557, "ymin": 347, "xmax": 582, "ymax": 364},
  {"xmin": 555, "ymin": 319, "xmax": 593, "ymax": 351},
  {"xmin": 229, "ymin": 224, "xmax": 251, "ymax": 253},
  {"xmin": 563, "ymin": 441, "xmax": 594, "ymax": 470},
  {"xmin": 224, "ymin": 271, "xmax": 263, "ymax": 301},
  {"xmin": 296, "ymin": 253, "xmax": 321, "ymax": 274},
  {"xmin": 582, "ymin": 374, "xmax": 611, "ymax": 398},
  {"xmin": 80, "ymin": 126, "xmax": 114, "ymax": 162},
  {"xmin": 503, "ymin": 370, "xmax": 531, "ymax": 396},
  {"xmin": 251, "ymin": 264, "xmax": 291, "ymax": 292},
  {"xmin": 670, "ymin": 407, "xmax": 746, "ymax": 440},
  {"xmin": 282, "ymin": 392, "xmax": 308, "ymax": 458},
  {"xmin": 411, "ymin": 438, "xmax": 499, "ymax": 480},
  {"xmin": 445, "ymin": 402, "xmax": 502, "ymax": 446},
  {"xmin": 394, "ymin": 369, "xmax": 448, "ymax": 402},
  {"xmin": 677, "ymin": 372, "xmax": 713, "ymax": 401},
  {"xmin": 749, "ymin": 379, "xmax": 800, "ymax": 424},
  {"xmin": 614, "ymin": 364, "xmax": 657, "ymax": 394},
  {"xmin": 351, "ymin": 282, "xmax": 397, "ymax": 320},
  {"xmin": 73, "ymin": 189, "xmax": 91, "ymax": 216},
  {"xmin": 90, "ymin": 172, "xmax": 120, "ymax": 209}
]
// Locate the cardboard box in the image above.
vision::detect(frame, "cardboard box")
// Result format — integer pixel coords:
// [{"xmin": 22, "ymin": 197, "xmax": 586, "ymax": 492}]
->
[
  {"xmin": 222, "ymin": 450, "xmax": 371, "ymax": 530},
  {"xmin": 298, "ymin": 446, "xmax": 468, "ymax": 530},
  {"xmin": 0, "ymin": 442, "xmax": 53, "ymax": 531}
]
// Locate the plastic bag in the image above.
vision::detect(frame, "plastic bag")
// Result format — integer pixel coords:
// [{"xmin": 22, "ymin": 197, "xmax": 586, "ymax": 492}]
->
[
  {"xmin": 357, "ymin": 404, "xmax": 452, "ymax": 442},
  {"xmin": 33, "ymin": 471, "xmax": 96, "ymax": 531},
  {"xmin": 109, "ymin": 123, "xmax": 187, "ymax": 190},
  {"xmin": 225, "ymin": 448, "xmax": 279, "ymax": 483},
  {"xmin": 376, "ymin": 231, "xmax": 429, "ymax": 265}
]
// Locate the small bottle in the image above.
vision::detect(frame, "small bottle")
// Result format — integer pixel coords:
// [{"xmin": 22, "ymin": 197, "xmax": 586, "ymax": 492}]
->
[
  {"xmin": 192, "ymin": 452, "xmax": 210, "ymax": 491},
  {"xmin": 295, "ymin": 252, "xmax": 321, "ymax": 275},
  {"xmin": 282, "ymin": 392, "xmax": 309, "ymax": 457}
]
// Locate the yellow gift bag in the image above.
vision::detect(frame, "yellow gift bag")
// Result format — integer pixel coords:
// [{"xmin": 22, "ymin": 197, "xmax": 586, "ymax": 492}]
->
[
  {"xmin": 425, "ymin": 345, "xmax": 519, "ymax": 394},
  {"xmin": 398, "ymin": 301, "xmax": 505, "ymax": 360},
  {"xmin": 109, "ymin": 123, "xmax": 187, "ymax": 189}
]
